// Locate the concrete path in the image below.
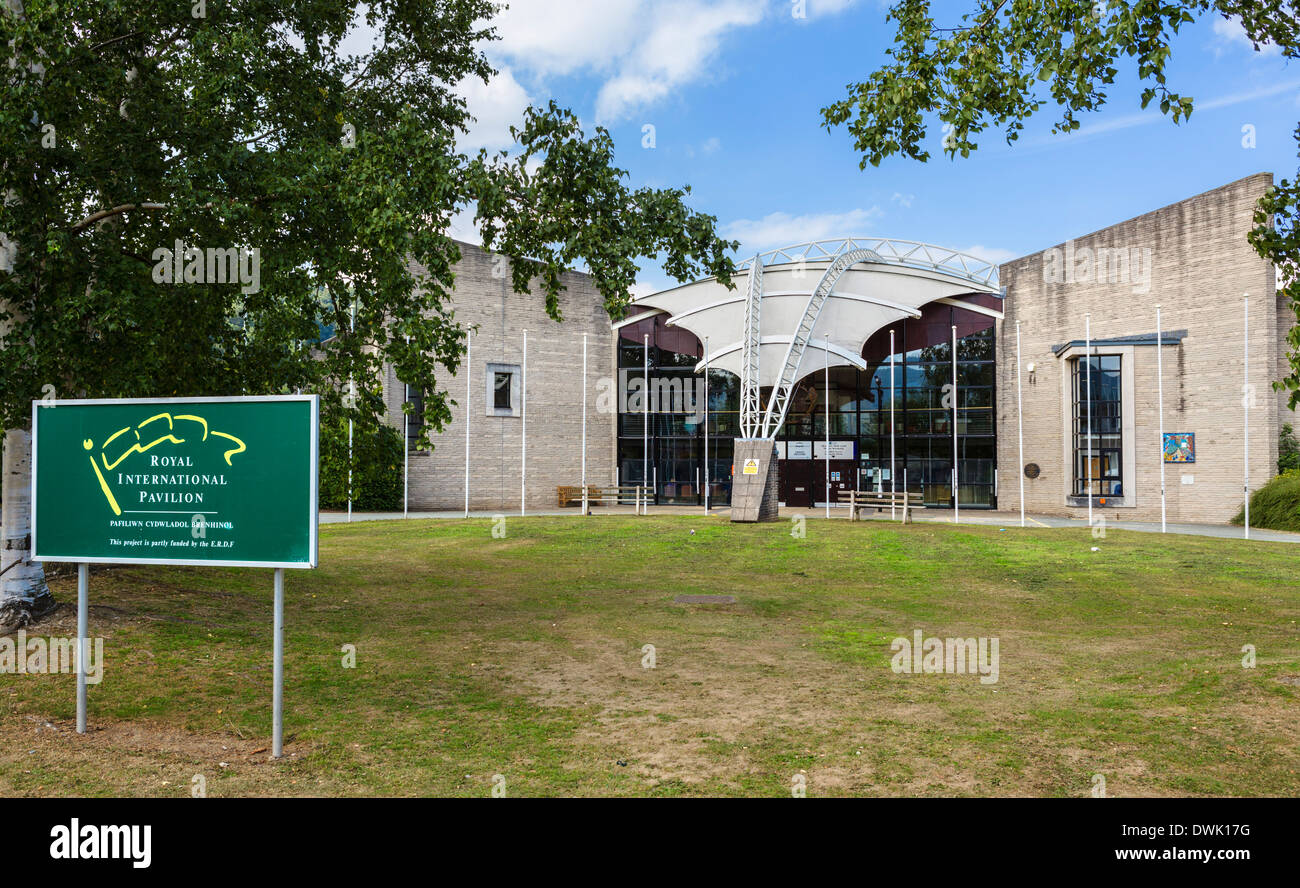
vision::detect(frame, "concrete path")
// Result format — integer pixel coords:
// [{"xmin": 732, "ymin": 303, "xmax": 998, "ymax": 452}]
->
[{"xmin": 321, "ymin": 506, "xmax": 1300, "ymax": 544}]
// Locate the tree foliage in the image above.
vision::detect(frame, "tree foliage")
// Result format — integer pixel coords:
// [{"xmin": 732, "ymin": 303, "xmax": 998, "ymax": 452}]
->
[
  {"xmin": 318, "ymin": 415, "xmax": 402, "ymax": 511},
  {"xmin": 0, "ymin": 0, "xmax": 737, "ymax": 443},
  {"xmin": 821, "ymin": 0, "xmax": 1300, "ymax": 406}
]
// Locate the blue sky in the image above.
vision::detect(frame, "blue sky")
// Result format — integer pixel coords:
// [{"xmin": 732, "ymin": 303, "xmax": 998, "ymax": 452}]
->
[{"xmin": 435, "ymin": 0, "xmax": 1299, "ymax": 293}]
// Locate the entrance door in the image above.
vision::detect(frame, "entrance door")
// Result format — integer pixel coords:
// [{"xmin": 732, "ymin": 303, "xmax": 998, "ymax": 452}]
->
[
  {"xmin": 821, "ymin": 460, "xmax": 856, "ymax": 505},
  {"xmin": 780, "ymin": 459, "xmax": 813, "ymax": 507}
]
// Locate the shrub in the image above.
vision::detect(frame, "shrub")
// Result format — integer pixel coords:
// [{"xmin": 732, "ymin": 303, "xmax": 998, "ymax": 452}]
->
[
  {"xmin": 1231, "ymin": 469, "xmax": 1300, "ymax": 532},
  {"xmin": 319, "ymin": 415, "xmax": 404, "ymax": 510},
  {"xmin": 1280, "ymin": 423, "xmax": 1300, "ymax": 474}
]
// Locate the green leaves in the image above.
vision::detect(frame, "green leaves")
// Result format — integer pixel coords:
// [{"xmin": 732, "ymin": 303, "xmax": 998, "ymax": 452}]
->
[
  {"xmin": 1249, "ymin": 128, "xmax": 1300, "ymax": 408},
  {"xmin": 468, "ymin": 101, "xmax": 737, "ymax": 322},
  {"xmin": 820, "ymin": 0, "xmax": 1300, "ymax": 403},
  {"xmin": 0, "ymin": 1, "xmax": 735, "ymax": 448},
  {"xmin": 819, "ymin": 0, "xmax": 1227, "ymax": 163}
]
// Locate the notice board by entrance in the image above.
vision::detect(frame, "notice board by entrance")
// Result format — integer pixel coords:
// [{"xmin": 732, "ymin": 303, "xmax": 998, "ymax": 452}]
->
[{"xmin": 32, "ymin": 396, "xmax": 318, "ymax": 569}]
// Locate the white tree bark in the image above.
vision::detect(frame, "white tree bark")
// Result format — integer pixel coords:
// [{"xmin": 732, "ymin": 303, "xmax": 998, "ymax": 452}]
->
[
  {"xmin": 1, "ymin": 0, "xmax": 53, "ymax": 629},
  {"xmin": 1, "ymin": 429, "xmax": 51, "ymax": 628}
]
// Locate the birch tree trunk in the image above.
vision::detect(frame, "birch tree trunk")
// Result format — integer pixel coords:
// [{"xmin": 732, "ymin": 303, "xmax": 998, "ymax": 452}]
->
[
  {"xmin": 1, "ymin": 430, "xmax": 51, "ymax": 629},
  {"xmin": 1, "ymin": 0, "xmax": 52, "ymax": 629}
]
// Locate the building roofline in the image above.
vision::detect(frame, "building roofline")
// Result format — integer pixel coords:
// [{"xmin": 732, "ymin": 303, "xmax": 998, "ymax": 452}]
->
[{"xmin": 1005, "ymin": 172, "xmax": 1274, "ymax": 270}]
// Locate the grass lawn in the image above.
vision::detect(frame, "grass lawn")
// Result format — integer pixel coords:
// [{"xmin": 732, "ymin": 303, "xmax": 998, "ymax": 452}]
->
[{"xmin": 3, "ymin": 515, "xmax": 1299, "ymax": 797}]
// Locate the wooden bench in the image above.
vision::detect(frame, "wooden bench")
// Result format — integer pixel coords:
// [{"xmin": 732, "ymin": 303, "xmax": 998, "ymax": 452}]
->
[
  {"xmin": 836, "ymin": 489, "xmax": 920, "ymax": 523},
  {"xmin": 557, "ymin": 485, "xmax": 599, "ymax": 507},
  {"xmin": 558, "ymin": 485, "xmax": 654, "ymax": 513}
]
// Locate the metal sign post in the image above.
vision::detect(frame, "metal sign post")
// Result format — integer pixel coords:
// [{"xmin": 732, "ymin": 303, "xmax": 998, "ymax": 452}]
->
[
  {"xmin": 76, "ymin": 563, "xmax": 88, "ymax": 734},
  {"xmin": 272, "ymin": 567, "xmax": 284, "ymax": 758},
  {"xmin": 33, "ymin": 395, "xmax": 319, "ymax": 755}
]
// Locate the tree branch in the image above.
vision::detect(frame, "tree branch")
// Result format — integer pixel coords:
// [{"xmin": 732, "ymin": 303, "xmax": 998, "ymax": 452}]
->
[{"xmin": 68, "ymin": 202, "xmax": 167, "ymax": 232}]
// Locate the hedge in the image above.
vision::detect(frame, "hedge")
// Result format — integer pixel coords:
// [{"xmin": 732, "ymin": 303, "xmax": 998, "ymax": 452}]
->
[
  {"xmin": 1231, "ymin": 469, "xmax": 1300, "ymax": 533},
  {"xmin": 319, "ymin": 416, "xmax": 404, "ymax": 510}
]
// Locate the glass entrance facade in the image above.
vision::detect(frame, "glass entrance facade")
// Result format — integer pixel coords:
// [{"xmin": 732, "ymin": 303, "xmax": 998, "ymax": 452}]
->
[
  {"xmin": 617, "ymin": 313, "xmax": 737, "ymax": 505},
  {"xmin": 850, "ymin": 300, "xmax": 998, "ymax": 509},
  {"xmin": 616, "ymin": 296, "xmax": 998, "ymax": 509}
]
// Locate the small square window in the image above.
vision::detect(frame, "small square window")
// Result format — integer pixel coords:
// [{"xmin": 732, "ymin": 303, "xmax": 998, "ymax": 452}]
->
[
  {"xmin": 485, "ymin": 362, "xmax": 522, "ymax": 417},
  {"xmin": 493, "ymin": 372, "xmax": 512, "ymax": 410}
]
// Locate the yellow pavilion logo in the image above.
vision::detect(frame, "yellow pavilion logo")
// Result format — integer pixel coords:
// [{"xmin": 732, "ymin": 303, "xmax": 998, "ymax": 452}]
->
[{"xmin": 83, "ymin": 413, "xmax": 247, "ymax": 516}]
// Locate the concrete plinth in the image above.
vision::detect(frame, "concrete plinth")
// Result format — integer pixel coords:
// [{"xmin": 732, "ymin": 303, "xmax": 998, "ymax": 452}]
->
[{"xmin": 729, "ymin": 439, "xmax": 780, "ymax": 522}]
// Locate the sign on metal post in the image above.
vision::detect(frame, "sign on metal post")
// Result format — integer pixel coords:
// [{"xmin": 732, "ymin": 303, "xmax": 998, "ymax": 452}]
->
[
  {"xmin": 31, "ymin": 395, "xmax": 318, "ymax": 758},
  {"xmin": 33, "ymin": 396, "xmax": 318, "ymax": 568}
]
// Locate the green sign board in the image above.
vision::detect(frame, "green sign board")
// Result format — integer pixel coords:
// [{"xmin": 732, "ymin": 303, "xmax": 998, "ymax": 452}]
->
[{"xmin": 32, "ymin": 396, "xmax": 318, "ymax": 568}]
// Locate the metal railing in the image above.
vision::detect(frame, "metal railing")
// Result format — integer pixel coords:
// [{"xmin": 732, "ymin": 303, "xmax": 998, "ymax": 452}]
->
[{"xmin": 737, "ymin": 238, "xmax": 1001, "ymax": 290}]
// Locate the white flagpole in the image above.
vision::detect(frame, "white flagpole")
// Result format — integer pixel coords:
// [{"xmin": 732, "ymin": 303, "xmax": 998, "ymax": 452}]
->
[
  {"xmin": 824, "ymin": 345, "xmax": 830, "ymax": 518},
  {"xmin": 1085, "ymin": 314, "xmax": 1093, "ymax": 528},
  {"xmin": 403, "ymin": 335, "xmax": 410, "ymax": 519},
  {"xmin": 951, "ymin": 324, "xmax": 959, "ymax": 525},
  {"xmin": 1156, "ymin": 307, "xmax": 1166, "ymax": 533},
  {"xmin": 465, "ymin": 330, "xmax": 472, "ymax": 518},
  {"xmin": 1244, "ymin": 294, "xmax": 1250, "ymax": 539},
  {"xmin": 1016, "ymin": 321, "xmax": 1025, "ymax": 528},
  {"xmin": 514, "ymin": 330, "xmax": 520, "ymax": 517},
  {"xmin": 704, "ymin": 336, "xmax": 710, "ymax": 513},
  {"xmin": 348, "ymin": 299, "xmax": 355, "ymax": 523},
  {"xmin": 890, "ymin": 329, "xmax": 896, "ymax": 520},
  {"xmin": 581, "ymin": 333, "xmax": 588, "ymax": 512},
  {"xmin": 643, "ymin": 333, "xmax": 650, "ymax": 504},
  {"xmin": 465, "ymin": 330, "xmax": 470, "ymax": 517}
]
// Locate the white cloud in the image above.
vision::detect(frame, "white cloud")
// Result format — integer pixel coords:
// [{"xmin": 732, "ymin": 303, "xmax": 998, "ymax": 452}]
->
[
  {"xmin": 630, "ymin": 280, "xmax": 661, "ymax": 301},
  {"xmin": 1018, "ymin": 78, "xmax": 1300, "ymax": 152},
  {"xmin": 685, "ymin": 136, "xmax": 723, "ymax": 157},
  {"xmin": 595, "ymin": 1, "xmax": 766, "ymax": 122},
  {"xmin": 447, "ymin": 203, "xmax": 482, "ymax": 245},
  {"xmin": 454, "ymin": 66, "xmax": 533, "ymax": 153},
  {"xmin": 490, "ymin": 0, "xmax": 645, "ymax": 76},
  {"xmin": 723, "ymin": 207, "xmax": 883, "ymax": 252},
  {"xmin": 1211, "ymin": 16, "xmax": 1281, "ymax": 58},
  {"xmin": 890, "ymin": 191, "xmax": 914, "ymax": 208},
  {"xmin": 793, "ymin": 0, "xmax": 863, "ymax": 21},
  {"xmin": 486, "ymin": 1, "xmax": 769, "ymax": 124},
  {"xmin": 953, "ymin": 244, "xmax": 1019, "ymax": 266}
]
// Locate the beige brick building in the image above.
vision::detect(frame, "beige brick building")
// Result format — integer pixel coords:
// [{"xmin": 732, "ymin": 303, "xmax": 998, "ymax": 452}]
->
[
  {"xmin": 382, "ymin": 242, "xmax": 615, "ymax": 512},
  {"xmin": 997, "ymin": 173, "xmax": 1289, "ymax": 523},
  {"xmin": 380, "ymin": 175, "xmax": 1293, "ymax": 523}
]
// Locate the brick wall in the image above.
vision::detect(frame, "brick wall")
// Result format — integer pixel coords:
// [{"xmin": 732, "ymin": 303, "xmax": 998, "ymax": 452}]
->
[
  {"xmin": 382, "ymin": 241, "xmax": 616, "ymax": 512},
  {"xmin": 996, "ymin": 173, "xmax": 1292, "ymax": 524}
]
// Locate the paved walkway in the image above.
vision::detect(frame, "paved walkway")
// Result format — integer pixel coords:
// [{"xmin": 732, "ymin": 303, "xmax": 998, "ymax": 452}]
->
[
  {"xmin": 321, "ymin": 506, "xmax": 1300, "ymax": 544},
  {"xmin": 777, "ymin": 506, "xmax": 1300, "ymax": 544}
]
